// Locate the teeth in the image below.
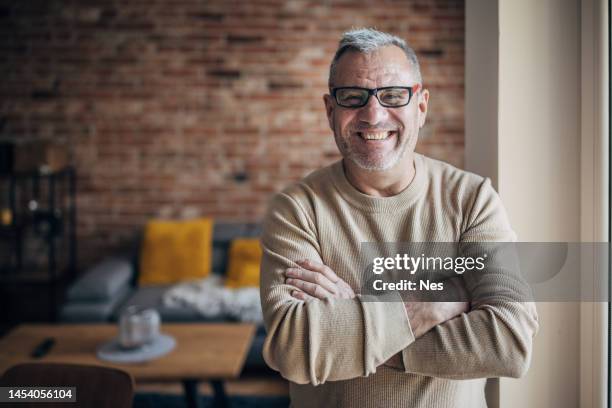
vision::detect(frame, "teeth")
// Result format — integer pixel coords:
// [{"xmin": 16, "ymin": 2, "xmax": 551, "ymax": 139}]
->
[{"xmin": 361, "ymin": 132, "xmax": 390, "ymax": 140}]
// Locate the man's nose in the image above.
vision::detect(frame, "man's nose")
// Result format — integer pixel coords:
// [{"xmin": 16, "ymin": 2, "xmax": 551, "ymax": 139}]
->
[{"xmin": 357, "ymin": 94, "xmax": 389, "ymax": 125}]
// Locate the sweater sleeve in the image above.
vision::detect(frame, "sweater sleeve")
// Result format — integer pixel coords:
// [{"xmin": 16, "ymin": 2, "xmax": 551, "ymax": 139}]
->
[
  {"xmin": 260, "ymin": 191, "xmax": 415, "ymax": 385},
  {"xmin": 401, "ymin": 178, "xmax": 539, "ymax": 379}
]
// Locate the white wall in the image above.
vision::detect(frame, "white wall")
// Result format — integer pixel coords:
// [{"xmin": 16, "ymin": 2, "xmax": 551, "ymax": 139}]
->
[
  {"xmin": 498, "ymin": 0, "xmax": 582, "ymax": 405},
  {"xmin": 579, "ymin": 0, "xmax": 609, "ymax": 405},
  {"xmin": 466, "ymin": 0, "xmax": 585, "ymax": 406},
  {"xmin": 498, "ymin": 0, "xmax": 581, "ymax": 242}
]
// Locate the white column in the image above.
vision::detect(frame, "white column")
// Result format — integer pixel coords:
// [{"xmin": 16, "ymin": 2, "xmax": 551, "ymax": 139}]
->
[{"xmin": 465, "ymin": 0, "xmax": 608, "ymax": 406}]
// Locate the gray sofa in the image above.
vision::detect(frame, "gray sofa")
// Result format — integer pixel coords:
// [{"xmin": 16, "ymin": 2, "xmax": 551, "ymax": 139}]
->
[{"xmin": 60, "ymin": 222, "xmax": 267, "ymax": 370}]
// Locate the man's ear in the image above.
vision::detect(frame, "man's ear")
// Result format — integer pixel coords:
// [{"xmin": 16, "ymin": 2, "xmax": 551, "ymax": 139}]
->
[
  {"xmin": 323, "ymin": 94, "xmax": 335, "ymax": 130},
  {"xmin": 417, "ymin": 88, "xmax": 430, "ymax": 128}
]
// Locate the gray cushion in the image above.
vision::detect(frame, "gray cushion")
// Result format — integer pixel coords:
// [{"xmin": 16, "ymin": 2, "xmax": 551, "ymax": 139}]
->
[
  {"xmin": 60, "ymin": 286, "xmax": 132, "ymax": 322},
  {"xmin": 67, "ymin": 258, "xmax": 133, "ymax": 302},
  {"xmin": 112, "ymin": 286, "xmax": 224, "ymax": 323},
  {"xmin": 211, "ymin": 246, "xmax": 229, "ymax": 274}
]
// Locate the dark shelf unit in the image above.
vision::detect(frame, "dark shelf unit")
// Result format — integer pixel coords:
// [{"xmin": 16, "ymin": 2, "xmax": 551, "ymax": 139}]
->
[{"xmin": 0, "ymin": 167, "xmax": 77, "ymax": 321}]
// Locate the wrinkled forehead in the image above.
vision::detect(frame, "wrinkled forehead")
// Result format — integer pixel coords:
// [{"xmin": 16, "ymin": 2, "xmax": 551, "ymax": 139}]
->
[{"xmin": 331, "ymin": 46, "xmax": 417, "ymax": 87}]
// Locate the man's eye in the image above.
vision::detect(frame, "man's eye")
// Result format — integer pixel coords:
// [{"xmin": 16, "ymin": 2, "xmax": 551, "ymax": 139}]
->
[
  {"xmin": 381, "ymin": 92, "xmax": 405, "ymax": 103},
  {"xmin": 340, "ymin": 93, "xmax": 364, "ymax": 102}
]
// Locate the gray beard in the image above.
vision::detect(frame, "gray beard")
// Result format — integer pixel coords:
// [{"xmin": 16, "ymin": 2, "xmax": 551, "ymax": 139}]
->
[{"xmin": 336, "ymin": 134, "xmax": 410, "ymax": 172}]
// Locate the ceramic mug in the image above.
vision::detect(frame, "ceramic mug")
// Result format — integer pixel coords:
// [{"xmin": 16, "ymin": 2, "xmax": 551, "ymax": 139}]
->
[{"xmin": 118, "ymin": 306, "xmax": 161, "ymax": 349}]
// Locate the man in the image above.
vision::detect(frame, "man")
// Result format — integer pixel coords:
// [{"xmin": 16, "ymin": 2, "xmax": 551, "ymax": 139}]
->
[{"xmin": 260, "ymin": 28, "xmax": 538, "ymax": 407}]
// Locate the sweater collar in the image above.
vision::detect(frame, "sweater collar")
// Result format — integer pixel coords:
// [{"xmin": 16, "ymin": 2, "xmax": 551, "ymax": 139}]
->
[{"xmin": 331, "ymin": 153, "xmax": 427, "ymax": 213}]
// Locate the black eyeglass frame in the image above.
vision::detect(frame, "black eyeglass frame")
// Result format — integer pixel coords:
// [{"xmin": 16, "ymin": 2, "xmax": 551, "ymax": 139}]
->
[{"xmin": 330, "ymin": 86, "xmax": 416, "ymax": 108}]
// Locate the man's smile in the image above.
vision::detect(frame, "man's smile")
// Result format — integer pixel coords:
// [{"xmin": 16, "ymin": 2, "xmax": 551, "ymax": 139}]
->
[{"xmin": 355, "ymin": 130, "xmax": 398, "ymax": 140}]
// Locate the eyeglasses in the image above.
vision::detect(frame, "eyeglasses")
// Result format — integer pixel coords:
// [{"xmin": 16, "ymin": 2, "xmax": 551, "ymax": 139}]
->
[{"xmin": 331, "ymin": 86, "xmax": 417, "ymax": 108}]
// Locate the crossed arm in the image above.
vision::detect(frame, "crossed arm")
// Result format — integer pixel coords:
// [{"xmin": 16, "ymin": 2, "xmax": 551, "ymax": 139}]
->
[
  {"xmin": 260, "ymin": 189, "xmax": 539, "ymax": 385},
  {"xmin": 285, "ymin": 258, "xmax": 469, "ymax": 339},
  {"xmin": 263, "ymin": 246, "xmax": 537, "ymax": 384}
]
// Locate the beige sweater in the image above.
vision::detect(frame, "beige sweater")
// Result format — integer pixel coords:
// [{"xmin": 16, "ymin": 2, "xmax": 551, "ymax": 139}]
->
[{"xmin": 260, "ymin": 154, "xmax": 538, "ymax": 408}]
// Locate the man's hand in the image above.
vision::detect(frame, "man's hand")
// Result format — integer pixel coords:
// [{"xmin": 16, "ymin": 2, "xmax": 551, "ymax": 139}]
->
[
  {"xmin": 404, "ymin": 301, "xmax": 469, "ymax": 338},
  {"xmin": 284, "ymin": 259, "xmax": 355, "ymax": 300},
  {"xmin": 404, "ymin": 276, "xmax": 470, "ymax": 338},
  {"xmin": 285, "ymin": 260, "xmax": 469, "ymax": 339},
  {"xmin": 384, "ymin": 301, "xmax": 467, "ymax": 370}
]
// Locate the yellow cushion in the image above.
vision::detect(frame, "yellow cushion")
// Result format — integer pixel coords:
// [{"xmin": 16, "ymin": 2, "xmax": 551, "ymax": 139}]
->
[
  {"xmin": 225, "ymin": 238, "xmax": 262, "ymax": 288},
  {"xmin": 139, "ymin": 218, "xmax": 213, "ymax": 285}
]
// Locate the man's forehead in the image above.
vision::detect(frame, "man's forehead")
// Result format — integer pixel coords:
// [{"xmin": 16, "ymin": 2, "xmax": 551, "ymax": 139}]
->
[{"xmin": 333, "ymin": 46, "xmax": 416, "ymax": 85}]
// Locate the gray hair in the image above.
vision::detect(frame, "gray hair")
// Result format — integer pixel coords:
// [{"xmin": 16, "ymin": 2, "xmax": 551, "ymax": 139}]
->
[{"xmin": 328, "ymin": 28, "xmax": 422, "ymax": 88}]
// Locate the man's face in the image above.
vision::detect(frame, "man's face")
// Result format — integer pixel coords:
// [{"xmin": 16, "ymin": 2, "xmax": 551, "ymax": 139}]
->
[{"xmin": 324, "ymin": 46, "xmax": 429, "ymax": 172}]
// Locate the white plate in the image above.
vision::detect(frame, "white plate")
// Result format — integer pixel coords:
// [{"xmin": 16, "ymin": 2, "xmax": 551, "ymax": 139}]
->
[{"xmin": 96, "ymin": 333, "xmax": 176, "ymax": 364}]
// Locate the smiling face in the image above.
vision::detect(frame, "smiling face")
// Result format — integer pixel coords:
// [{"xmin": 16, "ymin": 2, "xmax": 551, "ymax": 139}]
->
[{"xmin": 324, "ymin": 46, "xmax": 429, "ymax": 172}]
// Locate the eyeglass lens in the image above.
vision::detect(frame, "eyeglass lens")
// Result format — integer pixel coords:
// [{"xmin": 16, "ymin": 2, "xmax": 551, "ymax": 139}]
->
[{"xmin": 335, "ymin": 87, "xmax": 411, "ymax": 108}]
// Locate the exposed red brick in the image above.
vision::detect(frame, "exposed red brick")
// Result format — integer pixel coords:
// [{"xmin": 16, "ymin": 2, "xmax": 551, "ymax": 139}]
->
[{"xmin": 0, "ymin": 0, "xmax": 465, "ymax": 269}]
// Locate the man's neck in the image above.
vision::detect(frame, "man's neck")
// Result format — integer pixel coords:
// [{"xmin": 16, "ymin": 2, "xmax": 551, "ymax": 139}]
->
[{"xmin": 343, "ymin": 155, "xmax": 416, "ymax": 198}]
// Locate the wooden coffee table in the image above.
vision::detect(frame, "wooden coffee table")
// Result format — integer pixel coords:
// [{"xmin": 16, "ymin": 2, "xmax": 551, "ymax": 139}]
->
[{"xmin": 0, "ymin": 323, "xmax": 256, "ymax": 408}]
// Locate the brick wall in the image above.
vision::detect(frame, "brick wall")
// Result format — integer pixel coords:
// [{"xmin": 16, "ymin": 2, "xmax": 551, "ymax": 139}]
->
[{"xmin": 0, "ymin": 0, "xmax": 464, "ymax": 266}]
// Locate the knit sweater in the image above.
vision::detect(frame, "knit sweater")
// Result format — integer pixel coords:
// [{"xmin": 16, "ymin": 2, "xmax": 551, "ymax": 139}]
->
[{"xmin": 260, "ymin": 153, "xmax": 538, "ymax": 408}]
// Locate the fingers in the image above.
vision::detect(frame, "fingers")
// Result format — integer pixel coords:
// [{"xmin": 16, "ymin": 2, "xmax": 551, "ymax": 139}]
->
[
  {"xmin": 337, "ymin": 280, "xmax": 356, "ymax": 299},
  {"xmin": 286, "ymin": 277, "xmax": 333, "ymax": 299},
  {"xmin": 404, "ymin": 301, "xmax": 470, "ymax": 338},
  {"xmin": 285, "ymin": 259, "xmax": 356, "ymax": 300},
  {"xmin": 296, "ymin": 259, "xmax": 340, "ymax": 283},
  {"xmin": 457, "ymin": 301, "xmax": 470, "ymax": 314},
  {"xmin": 285, "ymin": 267, "xmax": 339, "ymax": 295},
  {"xmin": 438, "ymin": 301, "xmax": 470, "ymax": 323},
  {"xmin": 287, "ymin": 278, "xmax": 354, "ymax": 301}
]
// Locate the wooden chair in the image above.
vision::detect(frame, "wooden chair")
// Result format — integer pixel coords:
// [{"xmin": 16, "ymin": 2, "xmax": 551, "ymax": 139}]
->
[{"xmin": 0, "ymin": 363, "xmax": 134, "ymax": 408}]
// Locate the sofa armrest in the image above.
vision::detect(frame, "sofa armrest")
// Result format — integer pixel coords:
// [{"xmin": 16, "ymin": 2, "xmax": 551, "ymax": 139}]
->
[
  {"xmin": 60, "ymin": 286, "xmax": 133, "ymax": 323},
  {"xmin": 67, "ymin": 257, "xmax": 134, "ymax": 302}
]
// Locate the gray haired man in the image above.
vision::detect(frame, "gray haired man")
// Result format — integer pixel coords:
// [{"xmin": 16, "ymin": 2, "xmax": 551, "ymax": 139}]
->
[{"xmin": 260, "ymin": 28, "xmax": 538, "ymax": 407}]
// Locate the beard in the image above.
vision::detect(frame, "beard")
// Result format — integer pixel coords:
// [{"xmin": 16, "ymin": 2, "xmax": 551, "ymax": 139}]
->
[{"xmin": 333, "ymin": 122, "xmax": 416, "ymax": 172}]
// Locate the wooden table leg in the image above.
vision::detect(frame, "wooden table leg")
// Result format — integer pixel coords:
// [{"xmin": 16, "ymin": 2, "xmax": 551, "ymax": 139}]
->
[
  {"xmin": 183, "ymin": 379, "xmax": 203, "ymax": 408},
  {"xmin": 210, "ymin": 379, "xmax": 228, "ymax": 408}
]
